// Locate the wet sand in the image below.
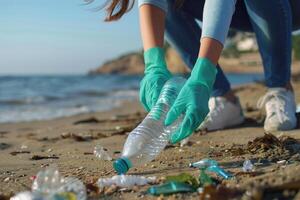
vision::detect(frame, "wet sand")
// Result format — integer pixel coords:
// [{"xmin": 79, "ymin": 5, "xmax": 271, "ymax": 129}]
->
[{"xmin": 1, "ymin": 79, "xmax": 300, "ymax": 199}]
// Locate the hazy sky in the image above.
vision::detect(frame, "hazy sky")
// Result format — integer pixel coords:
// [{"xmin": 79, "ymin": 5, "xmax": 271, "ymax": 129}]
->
[{"xmin": 0, "ymin": 0, "xmax": 141, "ymax": 75}]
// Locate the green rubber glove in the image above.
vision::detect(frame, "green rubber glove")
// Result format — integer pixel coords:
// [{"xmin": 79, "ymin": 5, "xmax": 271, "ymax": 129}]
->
[
  {"xmin": 140, "ymin": 47, "xmax": 172, "ymax": 112},
  {"xmin": 165, "ymin": 58, "xmax": 217, "ymax": 144}
]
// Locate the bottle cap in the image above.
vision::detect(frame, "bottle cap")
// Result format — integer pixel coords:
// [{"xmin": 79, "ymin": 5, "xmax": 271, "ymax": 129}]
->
[{"xmin": 113, "ymin": 157, "xmax": 132, "ymax": 175}]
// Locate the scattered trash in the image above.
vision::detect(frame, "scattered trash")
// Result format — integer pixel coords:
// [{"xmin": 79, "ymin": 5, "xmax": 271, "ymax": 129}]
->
[
  {"xmin": 242, "ymin": 159, "xmax": 254, "ymax": 172},
  {"xmin": 10, "ymin": 165, "xmax": 87, "ymax": 200},
  {"xmin": 93, "ymin": 145, "xmax": 112, "ymax": 161},
  {"xmin": 190, "ymin": 159, "xmax": 233, "ymax": 179},
  {"xmin": 147, "ymin": 182, "xmax": 196, "ymax": 196},
  {"xmin": 165, "ymin": 173, "xmax": 199, "ymax": 188},
  {"xmin": 32, "ymin": 165, "xmax": 86, "ymax": 200},
  {"xmin": 97, "ymin": 175, "xmax": 156, "ymax": 188}
]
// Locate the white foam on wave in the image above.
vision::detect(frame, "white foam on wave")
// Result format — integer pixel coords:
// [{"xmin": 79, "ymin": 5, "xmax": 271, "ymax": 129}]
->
[{"xmin": 0, "ymin": 90, "xmax": 139, "ymax": 123}]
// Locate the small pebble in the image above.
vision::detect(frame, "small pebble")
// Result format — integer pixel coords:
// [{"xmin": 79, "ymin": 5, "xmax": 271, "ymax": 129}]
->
[{"xmin": 4, "ymin": 177, "xmax": 10, "ymax": 182}]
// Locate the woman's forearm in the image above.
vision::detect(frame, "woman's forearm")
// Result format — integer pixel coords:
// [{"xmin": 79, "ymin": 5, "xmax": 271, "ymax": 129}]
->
[
  {"xmin": 139, "ymin": 4, "xmax": 165, "ymax": 51},
  {"xmin": 198, "ymin": 37, "xmax": 223, "ymax": 65},
  {"xmin": 199, "ymin": 0, "xmax": 237, "ymax": 65}
]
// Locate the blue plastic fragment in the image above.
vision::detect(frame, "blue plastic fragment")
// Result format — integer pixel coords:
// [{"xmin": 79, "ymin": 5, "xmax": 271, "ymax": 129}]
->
[{"xmin": 189, "ymin": 159, "xmax": 233, "ymax": 179}]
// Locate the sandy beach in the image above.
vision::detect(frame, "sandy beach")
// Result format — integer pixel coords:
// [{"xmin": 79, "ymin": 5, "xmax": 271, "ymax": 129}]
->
[{"xmin": 1, "ymin": 78, "xmax": 300, "ymax": 199}]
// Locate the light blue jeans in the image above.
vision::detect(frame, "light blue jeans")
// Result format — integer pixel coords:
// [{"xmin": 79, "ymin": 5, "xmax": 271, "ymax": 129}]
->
[{"xmin": 139, "ymin": 0, "xmax": 300, "ymax": 96}]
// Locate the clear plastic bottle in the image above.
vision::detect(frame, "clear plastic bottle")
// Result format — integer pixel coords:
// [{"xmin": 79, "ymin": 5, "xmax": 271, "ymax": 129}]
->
[
  {"xmin": 31, "ymin": 165, "xmax": 87, "ymax": 200},
  {"xmin": 113, "ymin": 77, "xmax": 186, "ymax": 174}
]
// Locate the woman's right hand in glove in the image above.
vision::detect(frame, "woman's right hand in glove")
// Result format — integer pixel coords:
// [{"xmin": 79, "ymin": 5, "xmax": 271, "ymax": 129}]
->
[{"xmin": 139, "ymin": 47, "xmax": 172, "ymax": 111}]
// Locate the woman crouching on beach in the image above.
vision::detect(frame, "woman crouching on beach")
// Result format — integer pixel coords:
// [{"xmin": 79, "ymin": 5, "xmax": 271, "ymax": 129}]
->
[{"xmin": 99, "ymin": 0, "xmax": 300, "ymax": 143}]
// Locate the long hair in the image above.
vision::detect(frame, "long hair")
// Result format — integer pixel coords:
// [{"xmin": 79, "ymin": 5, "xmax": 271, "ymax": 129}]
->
[{"xmin": 85, "ymin": 0, "xmax": 185, "ymax": 22}]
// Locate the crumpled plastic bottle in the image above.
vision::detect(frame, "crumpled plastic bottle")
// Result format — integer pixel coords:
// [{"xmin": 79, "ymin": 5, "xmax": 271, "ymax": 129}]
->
[
  {"xmin": 97, "ymin": 175, "xmax": 156, "ymax": 188},
  {"xmin": 10, "ymin": 165, "xmax": 87, "ymax": 200},
  {"xmin": 32, "ymin": 165, "xmax": 64, "ymax": 196},
  {"xmin": 32, "ymin": 165, "xmax": 86, "ymax": 200},
  {"xmin": 93, "ymin": 145, "xmax": 112, "ymax": 161}
]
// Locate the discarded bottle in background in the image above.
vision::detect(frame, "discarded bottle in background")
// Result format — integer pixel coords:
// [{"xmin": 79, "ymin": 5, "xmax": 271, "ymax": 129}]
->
[
  {"xmin": 113, "ymin": 77, "xmax": 186, "ymax": 174},
  {"xmin": 94, "ymin": 145, "xmax": 112, "ymax": 161},
  {"xmin": 97, "ymin": 175, "xmax": 156, "ymax": 188},
  {"xmin": 31, "ymin": 165, "xmax": 87, "ymax": 200},
  {"xmin": 32, "ymin": 165, "xmax": 64, "ymax": 196},
  {"xmin": 190, "ymin": 159, "xmax": 233, "ymax": 179},
  {"xmin": 242, "ymin": 159, "xmax": 254, "ymax": 172}
]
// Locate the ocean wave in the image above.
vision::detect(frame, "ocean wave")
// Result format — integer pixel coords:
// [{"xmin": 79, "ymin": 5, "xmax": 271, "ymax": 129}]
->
[
  {"xmin": 0, "ymin": 97, "xmax": 130, "ymax": 123},
  {"xmin": 0, "ymin": 96, "xmax": 59, "ymax": 105}
]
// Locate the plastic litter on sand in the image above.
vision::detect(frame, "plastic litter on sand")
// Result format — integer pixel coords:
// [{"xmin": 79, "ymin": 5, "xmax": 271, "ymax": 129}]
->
[
  {"xmin": 190, "ymin": 158, "xmax": 233, "ymax": 179},
  {"xmin": 94, "ymin": 145, "xmax": 112, "ymax": 161},
  {"xmin": 113, "ymin": 77, "xmax": 186, "ymax": 174},
  {"xmin": 11, "ymin": 165, "xmax": 87, "ymax": 200},
  {"xmin": 97, "ymin": 175, "xmax": 156, "ymax": 188},
  {"xmin": 242, "ymin": 159, "xmax": 254, "ymax": 172}
]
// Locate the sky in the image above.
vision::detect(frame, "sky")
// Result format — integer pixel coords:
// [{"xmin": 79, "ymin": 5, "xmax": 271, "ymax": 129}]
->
[{"xmin": 0, "ymin": 0, "xmax": 141, "ymax": 75}]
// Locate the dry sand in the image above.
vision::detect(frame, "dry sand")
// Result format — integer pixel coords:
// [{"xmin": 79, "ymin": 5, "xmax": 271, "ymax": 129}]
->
[{"xmin": 1, "ymin": 80, "xmax": 300, "ymax": 199}]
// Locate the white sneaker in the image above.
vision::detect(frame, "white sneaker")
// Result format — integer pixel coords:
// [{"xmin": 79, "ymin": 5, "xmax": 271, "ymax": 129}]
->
[
  {"xmin": 257, "ymin": 88, "xmax": 297, "ymax": 131},
  {"xmin": 198, "ymin": 96, "xmax": 245, "ymax": 131}
]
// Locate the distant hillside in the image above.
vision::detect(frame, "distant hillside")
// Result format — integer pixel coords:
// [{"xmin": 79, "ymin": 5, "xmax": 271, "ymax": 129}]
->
[
  {"xmin": 88, "ymin": 48, "xmax": 190, "ymax": 75},
  {"xmin": 89, "ymin": 32, "xmax": 300, "ymax": 75}
]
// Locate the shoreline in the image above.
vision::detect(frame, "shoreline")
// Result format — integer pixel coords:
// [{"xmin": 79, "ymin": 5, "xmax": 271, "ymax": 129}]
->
[{"xmin": 1, "ymin": 81, "xmax": 300, "ymax": 199}]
